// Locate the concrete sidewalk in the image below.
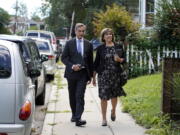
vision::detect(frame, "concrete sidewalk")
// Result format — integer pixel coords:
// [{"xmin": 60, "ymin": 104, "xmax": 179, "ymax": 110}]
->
[{"xmin": 41, "ymin": 66, "xmax": 147, "ymax": 135}]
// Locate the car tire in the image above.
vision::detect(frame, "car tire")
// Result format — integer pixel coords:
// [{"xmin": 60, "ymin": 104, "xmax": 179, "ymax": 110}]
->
[
  {"xmin": 36, "ymin": 84, "xmax": 46, "ymax": 105},
  {"xmin": 49, "ymin": 74, "xmax": 55, "ymax": 81}
]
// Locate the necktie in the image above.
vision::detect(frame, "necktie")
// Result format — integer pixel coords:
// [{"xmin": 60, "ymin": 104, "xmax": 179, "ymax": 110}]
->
[{"xmin": 77, "ymin": 39, "xmax": 82, "ymax": 55}]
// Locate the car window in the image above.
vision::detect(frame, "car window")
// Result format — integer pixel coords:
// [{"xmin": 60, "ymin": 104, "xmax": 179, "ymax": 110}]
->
[
  {"xmin": 28, "ymin": 42, "xmax": 41, "ymax": 62},
  {"xmin": 0, "ymin": 45, "xmax": 11, "ymax": 78},
  {"xmin": 11, "ymin": 41, "xmax": 29, "ymax": 76},
  {"xmin": 35, "ymin": 41, "xmax": 50, "ymax": 51},
  {"xmin": 40, "ymin": 33, "xmax": 51, "ymax": 39},
  {"xmin": 27, "ymin": 33, "xmax": 38, "ymax": 37},
  {"xmin": 15, "ymin": 42, "xmax": 31, "ymax": 62}
]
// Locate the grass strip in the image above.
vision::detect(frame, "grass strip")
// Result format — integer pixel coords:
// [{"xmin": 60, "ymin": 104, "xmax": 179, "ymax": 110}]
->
[{"xmin": 121, "ymin": 73, "xmax": 180, "ymax": 135}]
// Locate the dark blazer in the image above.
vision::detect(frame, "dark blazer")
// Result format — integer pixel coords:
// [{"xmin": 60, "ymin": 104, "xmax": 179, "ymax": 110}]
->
[
  {"xmin": 93, "ymin": 43, "xmax": 126, "ymax": 74},
  {"xmin": 61, "ymin": 38, "xmax": 93, "ymax": 80}
]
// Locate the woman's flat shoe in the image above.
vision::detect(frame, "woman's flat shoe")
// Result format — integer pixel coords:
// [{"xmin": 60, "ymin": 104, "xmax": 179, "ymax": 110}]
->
[
  {"xmin": 111, "ymin": 111, "xmax": 116, "ymax": 121},
  {"xmin": 102, "ymin": 120, "xmax": 107, "ymax": 126}
]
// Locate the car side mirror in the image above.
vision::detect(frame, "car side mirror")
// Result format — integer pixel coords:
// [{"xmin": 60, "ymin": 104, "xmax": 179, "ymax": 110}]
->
[
  {"xmin": 41, "ymin": 54, "xmax": 48, "ymax": 62},
  {"xmin": 54, "ymin": 51, "xmax": 59, "ymax": 54},
  {"xmin": 29, "ymin": 69, "xmax": 41, "ymax": 78},
  {"xmin": 25, "ymin": 59, "xmax": 41, "ymax": 78}
]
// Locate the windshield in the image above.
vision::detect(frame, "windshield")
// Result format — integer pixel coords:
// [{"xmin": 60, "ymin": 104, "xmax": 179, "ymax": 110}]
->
[
  {"xmin": 0, "ymin": 45, "xmax": 11, "ymax": 78},
  {"xmin": 40, "ymin": 33, "xmax": 51, "ymax": 39},
  {"xmin": 27, "ymin": 33, "xmax": 38, "ymax": 37},
  {"xmin": 35, "ymin": 41, "xmax": 50, "ymax": 52}
]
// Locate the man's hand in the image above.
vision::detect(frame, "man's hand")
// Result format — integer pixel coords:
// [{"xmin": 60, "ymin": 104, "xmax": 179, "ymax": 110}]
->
[{"xmin": 72, "ymin": 64, "xmax": 81, "ymax": 71}]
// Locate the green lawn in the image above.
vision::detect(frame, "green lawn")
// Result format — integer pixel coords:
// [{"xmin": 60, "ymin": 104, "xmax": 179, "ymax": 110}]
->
[{"xmin": 121, "ymin": 73, "xmax": 180, "ymax": 135}]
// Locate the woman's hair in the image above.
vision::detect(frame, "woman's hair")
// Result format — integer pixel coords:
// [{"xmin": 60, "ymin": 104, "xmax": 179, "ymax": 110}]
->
[{"xmin": 100, "ymin": 28, "xmax": 115, "ymax": 43}]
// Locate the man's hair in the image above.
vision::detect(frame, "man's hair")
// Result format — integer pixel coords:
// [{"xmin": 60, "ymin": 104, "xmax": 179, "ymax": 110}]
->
[{"xmin": 75, "ymin": 23, "xmax": 86, "ymax": 31}]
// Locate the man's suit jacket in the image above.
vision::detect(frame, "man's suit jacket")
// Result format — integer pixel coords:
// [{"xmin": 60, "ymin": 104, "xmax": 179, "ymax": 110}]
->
[{"xmin": 61, "ymin": 38, "xmax": 93, "ymax": 80}]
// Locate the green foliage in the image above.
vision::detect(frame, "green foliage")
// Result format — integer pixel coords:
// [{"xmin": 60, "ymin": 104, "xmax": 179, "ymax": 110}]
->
[
  {"xmin": 12, "ymin": 1, "xmax": 28, "ymax": 18},
  {"xmin": 43, "ymin": 0, "xmax": 87, "ymax": 36},
  {"xmin": 129, "ymin": 65, "xmax": 149, "ymax": 78},
  {"xmin": 93, "ymin": 4, "xmax": 139, "ymax": 40},
  {"xmin": 43, "ymin": 0, "xmax": 137, "ymax": 38},
  {"xmin": 0, "ymin": 8, "xmax": 10, "ymax": 34},
  {"xmin": 173, "ymin": 72, "xmax": 180, "ymax": 98},
  {"xmin": 155, "ymin": 0, "xmax": 180, "ymax": 47},
  {"xmin": 28, "ymin": 26, "xmax": 38, "ymax": 30},
  {"xmin": 127, "ymin": 29, "xmax": 158, "ymax": 49},
  {"xmin": 121, "ymin": 74, "xmax": 180, "ymax": 135},
  {"xmin": 31, "ymin": 14, "xmax": 41, "ymax": 22}
]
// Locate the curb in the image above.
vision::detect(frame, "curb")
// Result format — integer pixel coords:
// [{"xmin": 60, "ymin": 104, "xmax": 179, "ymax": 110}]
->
[{"xmin": 41, "ymin": 84, "xmax": 57, "ymax": 135}]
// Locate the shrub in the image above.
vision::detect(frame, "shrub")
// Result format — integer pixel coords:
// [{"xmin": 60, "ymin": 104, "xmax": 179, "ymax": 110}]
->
[
  {"xmin": 93, "ymin": 4, "xmax": 139, "ymax": 41},
  {"xmin": 155, "ymin": 0, "xmax": 180, "ymax": 47}
]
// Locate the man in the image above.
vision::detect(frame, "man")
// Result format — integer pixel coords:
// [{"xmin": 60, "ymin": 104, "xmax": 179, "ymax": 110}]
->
[{"xmin": 61, "ymin": 23, "xmax": 93, "ymax": 126}]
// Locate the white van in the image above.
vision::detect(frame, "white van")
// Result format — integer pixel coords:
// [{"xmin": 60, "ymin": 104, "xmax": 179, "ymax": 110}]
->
[{"xmin": 25, "ymin": 30, "xmax": 57, "ymax": 52}]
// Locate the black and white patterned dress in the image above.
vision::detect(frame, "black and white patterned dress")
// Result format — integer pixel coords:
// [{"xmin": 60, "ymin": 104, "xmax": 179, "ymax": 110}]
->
[{"xmin": 98, "ymin": 46, "xmax": 125, "ymax": 100}]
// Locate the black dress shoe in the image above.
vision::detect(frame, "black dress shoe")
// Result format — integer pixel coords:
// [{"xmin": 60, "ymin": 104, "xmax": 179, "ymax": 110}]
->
[
  {"xmin": 75, "ymin": 120, "xmax": 86, "ymax": 126},
  {"xmin": 71, "ymin": 118, "xmax": 76, "ymax": 122}
]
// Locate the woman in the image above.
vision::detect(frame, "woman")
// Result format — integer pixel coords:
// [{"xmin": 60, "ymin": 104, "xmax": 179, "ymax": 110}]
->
[{"xmin": 93, "ymin": 28, "xmax": 126, "ymax": 126}]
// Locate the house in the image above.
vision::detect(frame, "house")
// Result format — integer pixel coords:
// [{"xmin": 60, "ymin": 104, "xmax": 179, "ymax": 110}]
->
[
  {"xmin": 8, "ymin": 16, "xmax": 46, "ymax": 34},
  {"xmin": 8, "ymin": 16, "xmax": 28, "ymax": 34},
  {"xmin": 123, "ymin": 0, "xmax": 158, "ymax": 29}
]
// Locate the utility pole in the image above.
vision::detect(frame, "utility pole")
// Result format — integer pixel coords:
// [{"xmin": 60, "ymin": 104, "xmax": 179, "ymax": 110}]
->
[
  {"xmin": 14, "ymin": 0, "xmax": 18, "ymax": 34},
  {"xmin": 69, "ymin": 11, "xmax": 75, "ymax": 39}
]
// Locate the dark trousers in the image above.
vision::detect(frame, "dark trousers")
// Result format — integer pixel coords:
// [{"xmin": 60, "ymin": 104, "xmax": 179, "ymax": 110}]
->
[{"xmin": 67, "ymin": 70, "xmax": 88, "ymax": 120}]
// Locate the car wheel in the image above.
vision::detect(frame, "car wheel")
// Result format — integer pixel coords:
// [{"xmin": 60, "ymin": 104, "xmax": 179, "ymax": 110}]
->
[
  {"xmin": 49, "ymin": 74, "xmax": 55, "ymax": 81},
  {"xmin": 36, "ymin": 84, "xmax": 46, "ymax": 105},
  {"xmin": 56, "ymin": 57, "xmax": 59, "ymax": 62}
]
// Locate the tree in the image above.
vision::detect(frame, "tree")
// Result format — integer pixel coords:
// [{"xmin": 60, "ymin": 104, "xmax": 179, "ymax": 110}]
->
[
  {"xmin": 12, "ymin": 0, "xmax": 28, "ymax": 34},
  {"xmin": 93, "ymin": 4, "xmax": 139, "ymax": 41},
  {"xmin": 155, "ymin": 0, "xmax": 180, "ymax": 47},
  {"xmin": 42, "ymin": 0, "xmax": 88, "ymax": 37},
  {"xmin": 13, "ymin": 1, "xmax": 28, "ymax": 18},
  {"xmin": 41, "ymin": 0, "xmax": 126, "ymax": 38},
  {"xmin": 31, "ymin": 13, "xmax": 41, "ymax": 22},
  {"xmin": 0, "ymin": 8, "xmax": 10, "ymax": 34}
]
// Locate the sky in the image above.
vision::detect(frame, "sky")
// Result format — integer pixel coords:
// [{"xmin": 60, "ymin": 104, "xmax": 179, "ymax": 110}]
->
[{"xmin": 0, "ymin": 0, "xmax": 45, "ymax": 18}]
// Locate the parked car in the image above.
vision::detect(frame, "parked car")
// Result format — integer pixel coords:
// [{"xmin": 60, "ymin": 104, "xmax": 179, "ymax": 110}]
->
[
  {"xmin": 24, "ymin": 30, "xmax": 59, "ymax": 60},
  {"xmin": 90, "ymin": 38, "xmax": 101, "ymax": 50},
  {"xmin": 0, "ymin": 35, "xmax": 48, "ymax": 105},
  {"xmin": 0, "ymin": 39, "xmax": 37, "ymax": 135},
  {"xmin": 56, "ymin": 40, "xmax": 63, "ymax": 62},
  {"xmin": 32, "ymin": 38, "xmax": 56, "ymax": 80},
  {"xmin": 58, "ymin": 39, "xmax": 67, "ymax": 51}
]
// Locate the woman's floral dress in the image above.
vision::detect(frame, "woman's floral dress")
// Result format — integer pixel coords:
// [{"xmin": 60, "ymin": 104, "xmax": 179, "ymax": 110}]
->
[{"xmin": 98, "ymin": 46, "xmax": 125, "ymax": 100}]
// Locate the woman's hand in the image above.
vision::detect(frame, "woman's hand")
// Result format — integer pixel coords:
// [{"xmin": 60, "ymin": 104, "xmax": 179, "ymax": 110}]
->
[
  {"xmin": 114, "ymin": 55, "xmax": 124, "ymax": 63},
  {"xmin": 87, "ymin": 78, "xmax": 91, "ymax": 85},
  {"xmin": 92, "ymin": 72, "xmax": 97, "ymax": 86},
  {"xmin": 92, "ymin": 77, "xmax": 96, "ymax": 86}
]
